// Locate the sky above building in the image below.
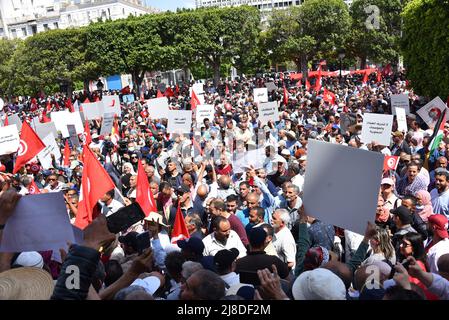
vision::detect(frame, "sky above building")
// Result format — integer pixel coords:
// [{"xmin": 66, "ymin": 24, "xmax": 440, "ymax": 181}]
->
[{"xmin": 144, "ymin": 0, "xmax": 195, "ymax": 11}]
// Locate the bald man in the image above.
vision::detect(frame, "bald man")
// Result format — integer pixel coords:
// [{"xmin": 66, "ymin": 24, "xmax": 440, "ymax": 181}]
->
[
  {"xmin": 215, "ymin": 175, "xmax": 236, "ymax": 199},
  {"xmin": 235, "ymin": 192, "xmax": 269, "ymax": 227}
]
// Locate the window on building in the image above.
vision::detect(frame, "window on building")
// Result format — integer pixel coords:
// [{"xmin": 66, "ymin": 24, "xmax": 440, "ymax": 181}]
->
[
  {"xmin": 43, "ymin": 24, "xmax": 49, "ymax": 31},
  {"xmin": 31, "ymin": 25, "xmax": 37, "ymax": 34},
  {"xmin": 54, "ymin": 22, "xmax": 59, "ymax": 29},
  {"xmin": 21, "ymin": 27, "xmax": 26, "ymax": 36},
  {"xmin": 68, "ymin": 14, "xmax": 72, "ymax": 22},
  {"xmin": 11, "ymin": 29, "xmax": 17, "ymax": 38},
  {"xmin": 296, "ymin": 0, "xmax": 300, "ymax": 4},
  {"xmin": 0, "ymin": 28, "xmax": 4, "ymax": 36}
]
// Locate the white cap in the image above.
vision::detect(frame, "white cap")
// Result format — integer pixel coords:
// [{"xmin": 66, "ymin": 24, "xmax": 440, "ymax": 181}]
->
[
  {"xmin": 292, "ymin": 268, "xmax": 346, "ymax": 300},
  {"xmin": 281, "ymin": 149, "xmax": 291, "ymax": 156},
  {"xmin": 131, "ymin": 276, "xmax": 161, "ymax": 296},
  {"xmin": 13, "ymin": 251, "xmax": 44, "ymax": 269}
]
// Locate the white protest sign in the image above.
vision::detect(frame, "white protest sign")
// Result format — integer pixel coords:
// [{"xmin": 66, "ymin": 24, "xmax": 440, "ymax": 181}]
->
[
  {"xmin": 242, "ymin": 148, "xmax": 266, "ymax": 170},
  {"xmin": 360, "ymin": 113, "xmax": 393, "ymax": 146},
  {"xmin": 167, "ymin": 110, "xmax": 192, "ymax": 134},
  {"xmin": 0, "ymin": 192, "xmax": 75, "ymax": 252},
  {"xmin": 34, "ymin": 121, "xmax": 58, "ymax": 140},
  {"xmin": 7, "ymin": 114, "xmax": 22, "ymax": 132},
  {"xmin": 73, "ymin": 100, "xmax": 80, "ymax": 112},
  {"xmin": 265, "ymin": 82, "xmax": 278, "ymax": 92},
  {"xmin": 253, "ymin": 88, "xmax": 268, "ymax": 103},
  {"xmin": 303, "ymin": 139, "xmax": 383, "ymax": 234},
  {"xmin": 100, "ymin": 113, "xmax": 115, "ymax": 136},
  {"xmin": 67, "ymin": 124, "xmax": 80, "ymax": 148},
  {"xmin": 196, "ymin": 105, "xmax": 215, "ymax": 127},
  {"xmin": 81, "ymin": 102, "xmax": 103, "ymax": 120},
  {"xmin": 37, "ymin": 133, "xmax": 61, "ymax": 169},
  {"xmin": 50, "ymin": 111, "xmax": 70, "ymax": 138},
  {"xmin": 66, "ymin": 111, "xmax": 84, "ymax": 134},
  {"xmin": 191, "ymin": 83, "xmax": 204, "ymax": 95},
  {"xmin": 391, "ymin": 94, "xmax": 410, "ymax": 115},
  {"xmin": 101, "ymin": 95, "xmax": 121, "ymax": 117},
  {"xmin": 0, "ymin": 98, "xmax": 4, "ymax": 111},
  {"xmin": 395, "ymin": 107, "xmax": 408, "ymax": 133},
  {"xmin": 0, "ymin": 125, "xmax": 20, "ymax": 155},
  {"xmin": 147, "ymin": 97, "xmax": 170, "ymax": 119},
  {"xmin": 417, "ymin": 96, "xmax": 448, "ymax": 128},
  {"xmin": 232, "ymin": 151, "xmax": 247, "ymax": 174},
  {"xmin": 258, "ymin": 101, "xmax": 279, "ymax": 124}
]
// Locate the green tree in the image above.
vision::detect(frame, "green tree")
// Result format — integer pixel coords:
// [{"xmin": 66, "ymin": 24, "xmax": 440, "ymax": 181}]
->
[
  {"xmin": 265, "ymin": 0, "xmax": 350, "ymax": 74},
  {"xmin": 401, "ymin": 0, "xmax": 449, "ymax": 98},
  {"xmin": 86, "ymin": 16, "xmax": 163, "ymax": 94},
  {"xmin": 11, "ymin": 28, "xmax": 99, "ymax": 96},
  {"xmin": 189, "ymin": 6, "xmax": 261, "ymax": 86},
  {"xmin": 0, "ymin": 39, "xmax": 21, "ymax": 96},
  {"xmin": 345, "ymin": 0, "xmax": 402, "ymax": 69}
]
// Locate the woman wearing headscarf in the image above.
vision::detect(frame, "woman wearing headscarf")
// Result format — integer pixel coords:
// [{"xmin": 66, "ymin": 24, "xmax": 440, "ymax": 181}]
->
[
  {"xmin": 120, "ymin": 162, "xmax": 136, "ymax": 196},
  {"xmin": 414, "ymin": 190, "xmax": 434, "ymax": 222}
]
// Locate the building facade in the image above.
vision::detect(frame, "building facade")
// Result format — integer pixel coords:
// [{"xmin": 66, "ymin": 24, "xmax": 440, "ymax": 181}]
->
[
  {"xmin": 0, "ymin": 0, "xmax": 157, "ymax": 40},
  {"xmin": 195, "ymin": 0, "xmax": 352, "ymax": 10}
]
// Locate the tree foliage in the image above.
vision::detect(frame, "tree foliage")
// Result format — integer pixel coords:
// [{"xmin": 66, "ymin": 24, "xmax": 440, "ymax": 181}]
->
[{"xmin": 401, "ymin": 0, "xmax": 449, "ymax": 98}]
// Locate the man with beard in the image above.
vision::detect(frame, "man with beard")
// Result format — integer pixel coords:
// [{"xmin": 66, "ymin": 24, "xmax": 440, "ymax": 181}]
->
[
  {"xmin": 202, "ymin": 216, "xmax": 247, "ymax": 258},
  {"xmin": 430, "ymin": 170, "xmax": 449, "ymax": 218}
]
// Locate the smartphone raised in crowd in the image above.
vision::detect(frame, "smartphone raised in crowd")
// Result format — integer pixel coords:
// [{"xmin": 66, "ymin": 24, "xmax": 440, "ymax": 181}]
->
[{"xmin": 106, "ymin": 202, "xmax": 146, "ymax": 234}]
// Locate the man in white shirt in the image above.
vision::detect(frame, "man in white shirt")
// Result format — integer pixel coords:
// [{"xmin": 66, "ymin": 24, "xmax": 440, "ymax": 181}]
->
[
  {"xmin": 427, "ymin": 214, "xmax": 449, "ymax": 273},
  {"xmin": 430, "ymin": 170, "xmax": 449, "ymax": 218},
  {"xmin": 44, "ymin": 174, "xmax": 63, "ymax": 193},
  {"xmin": 202, "ymin": 216, "xmax": 247, "ymax": 258},
  {"xmin": 100, "ymin": 189, "xmax": 124, "ymax": 217},
  {"xmin": 271, "ymin": 208, "xmax": 297, "ymax": 269}
]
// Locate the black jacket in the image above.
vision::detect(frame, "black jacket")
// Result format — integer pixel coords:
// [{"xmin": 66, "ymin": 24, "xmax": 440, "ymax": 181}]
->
[{"xmin": 51, "ymin": 244, "xmax": 100, "ymax": 300}]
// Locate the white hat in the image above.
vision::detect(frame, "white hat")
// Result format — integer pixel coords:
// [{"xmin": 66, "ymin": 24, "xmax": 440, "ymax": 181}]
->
[
  {"xmin": 281, "ymin": 149, "xmax": 291, "ymax": 156},
  {"xmin": 13, "ymin": 252, "xmax": 44, "ymax": 269},
  {"xmin": 292, "ymin": 268, "xmax": 346, "ymax": 300},
  {"xmin": 91, "ymin": 133, "xmax": 99, "ymax": 139},
  {"xmin": 299, "ymin": 155, "xmax": 307, "ymax": 161},
  {"xmin": 144, "ymin": 212, "xmax": 169, "ymax": 227},
  {"xmin": 131, "ymin": 276, "xmax": 161, "ymax": 296}
]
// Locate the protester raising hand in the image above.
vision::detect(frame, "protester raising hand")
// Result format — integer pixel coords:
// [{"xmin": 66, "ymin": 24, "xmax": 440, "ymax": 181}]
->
[
  {"xmin": 393, "ymin": 262, "xmax": 412, "ymax": 290},
  {"xmin": 362, "ymin": 221, "xmax": 378, "ymax": 244},
  {"xmin": 83, "ymin": 214, "xmax": 116, "ymax": 251},
  {"xmin": 256, "ymin": 264, "xmax": 289, "ymax": 300},
  {"xmin": 0, "ymin": 189, "xmax": 21, "ymax": 226}
]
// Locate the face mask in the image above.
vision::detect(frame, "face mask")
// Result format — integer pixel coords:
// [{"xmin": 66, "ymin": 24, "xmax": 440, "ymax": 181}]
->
[{"xmin": 415, "ymin": 205, "xmax": 424, "ymax": 211}]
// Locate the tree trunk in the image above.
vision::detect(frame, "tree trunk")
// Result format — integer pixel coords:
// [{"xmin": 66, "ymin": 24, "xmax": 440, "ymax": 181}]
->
[
  {"xmin": 67, "ymin": 82, "xmax": 73, "ymax": 97},
  {"xmin": 300, "ymin": 54, "xmax": 308, "ymax": 78},
  {"xmin": 360, "ymin": 56, "xmax": 367, "ymax": 70},
  {"xmin": 183, "ymin": 67, "xmax": 191, "ymax": 83},
  {"xmin": 83, "ymin": 80, "xmax": 90, "ymax": 93},
  {"xmin": 213, "ymin": 63, "xmax": 220, "ymax": 88}
]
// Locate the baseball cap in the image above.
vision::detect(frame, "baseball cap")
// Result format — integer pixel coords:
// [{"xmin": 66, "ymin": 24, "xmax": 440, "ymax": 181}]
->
[
  {"xmin": 91, "ymin": 133, "xmax": 99, "ymax": 139},
  {"xmin": 381, "ymin": 178, "xmax": 394, "ymax": 186},
  {"xmin": 428, "ymin": 214, "xmax": 449, "ymax": 239},
  {"xmin": 213, "ymin": 248, "xmax": 239, "ymax": 270},
  {"xmin": 281, "ymin": 149, "xmax": 291, "ymax": 156},
  {"xmin": 176, "ymin": 184, "xmax": 191, "ymax": 195},
  {"xmin": 292, "ymin": 268, "xmax": 346, "ymax": 300},
  {"xmin": 177, "ymin": 237, "xmax": 205, "ymax": 255},
  {"xmin": 226, "ymin": 283, "xmax": 255, "ymax": 300},
  {"xmin": 390, "ymin": 206, "xmax": 413, "ymax": 225},
  {"xmin": 70, "ymin": 160, "xmax": 80, "ymax": 170}
]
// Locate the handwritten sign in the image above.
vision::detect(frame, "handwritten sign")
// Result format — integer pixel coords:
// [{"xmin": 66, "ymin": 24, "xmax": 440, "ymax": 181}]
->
[
  {"xmin": 122, "ymin": 94, "xmax": 135, "ymax": 104},
  {"xmin": 417, "ymin": 96, "xmax": 448, "ymax": 128},
  {"xmin": 196, "ymin": 105, "xmax": 215, "ymax": 127},
  {"xmin": 81, "ymin": 102, "xmax": 103, "ymax": 120},
  {"xmin": 37, "ymin": 133, "xmax": 61, "ymax": 170},
  {"xmin": 34, "ymin": 121, "xmax": 58, "ymax": 140},
  {"xmin": 167, "ymin": 110, "xmax": 192, "ymax": 134},
  {"xmin": 391, "ymin": 94, "xmax": 410, "ymax": 114},
  {"xmin": 258, "ymin": 101, "xmax": 279, "ymax": 124},
  {"xmin": 0, "ymin": 125, "xmax": 20, "ymax": 155},
  {"xmin": 360, "ymin": 113, "xmax": 393, "ymax": 146},
  {"xmin": 253, "ymin": 88, "xmax": 268, "ymax": 103},
  {"xmin": 51, "ymin": 111, "xmax": 83, "ymax": 138},
  {"xmin": 395, "ymin": 107, "xmax": 408, "ymax": 133},
  {"xmin": 100, "ymin": 113, "xmax": 115, "ymax": 136},
  {"xmin": 265, "ymin": 82, "xmax": 278, "ymax": 92}
]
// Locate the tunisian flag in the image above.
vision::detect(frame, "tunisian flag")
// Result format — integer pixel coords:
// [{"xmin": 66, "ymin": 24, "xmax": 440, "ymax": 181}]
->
[
  {"xmin": 28, "ymin": 179, "xmax": 41, "ymax": 194},
  {"xmin": 63, "ymin": 140, "xmax": 71, "ymax": 167},
  {"xmin": 323, "ymin": 88, "xmax": 336, "ymax": 105},
  {"xmin": 283, "ymin": 86, "xmax": 288, "ymax": 106},
  {"xmin": 190, "ymin": 90, "xmax": 201, "ymax": 111},
  {"xmin": 83, "ymin": 121, "xmax": 92, "ymax": 146},
  {"xmin": 74, "ymin": 145, "xmax": 115, "ymax": 229},
  {"xmin": 13, "ymin": 121, "xmax": 45, "ymax": 174},
  {"xmin": 136, "ymin": 159, "xmax": 157, "ymax": 217},
  {"xmin": 157, "ymin": 90, "xmax": 164, "ymax": 98},
  {"xmin": 171, "ymin": 200, "xmax": 190, "ymax": 244},
  {"xmin": 383, "ymin": 156, "xmax": 399, "ymax": 171}
]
